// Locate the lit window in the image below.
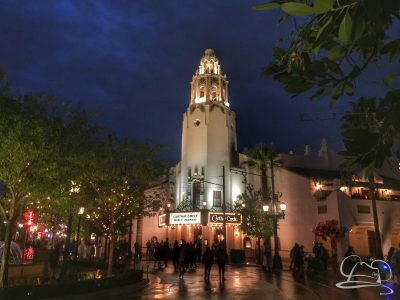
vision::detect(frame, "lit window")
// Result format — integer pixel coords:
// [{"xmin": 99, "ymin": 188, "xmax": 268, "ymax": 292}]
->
[{"xmin": 213, "ymin": 191, "xmax": 221, "ymax": 207}]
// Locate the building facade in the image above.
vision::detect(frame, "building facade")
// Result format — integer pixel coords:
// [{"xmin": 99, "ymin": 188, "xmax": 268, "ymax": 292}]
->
[{"xmin": 132, "ymin": 49, "xmax": 400, "ymax": 260}]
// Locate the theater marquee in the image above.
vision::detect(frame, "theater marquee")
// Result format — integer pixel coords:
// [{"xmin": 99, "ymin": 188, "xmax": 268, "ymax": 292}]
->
[
  {"xmin": 209, "ymin": 213, "xmax": 241, "ymax": 224},
  {"xmin": 170, "ymin": 212, "xmax": 201, "ymax": 225}
]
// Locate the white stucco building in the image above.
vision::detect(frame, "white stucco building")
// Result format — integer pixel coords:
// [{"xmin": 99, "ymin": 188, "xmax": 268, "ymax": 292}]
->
[{"xmin": 132, "ymin": 49, "xmax": 400, "ymax": 261}]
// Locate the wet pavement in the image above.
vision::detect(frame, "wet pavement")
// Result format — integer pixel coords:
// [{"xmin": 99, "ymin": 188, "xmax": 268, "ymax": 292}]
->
[{"xmin": 127, "ymin": 261, "xmax": 399, "ymax": 300}]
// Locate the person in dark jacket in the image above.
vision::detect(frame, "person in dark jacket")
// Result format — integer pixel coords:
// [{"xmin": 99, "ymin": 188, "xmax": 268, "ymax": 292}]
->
[
  {"xmin": 289, "ymin": 243, "xmax": 299, "ymax": 270},
  {"xmin": 203, "ymin": 245, "xmax": 213, "ymax": 281},
  {"xmin": 172, "ymin": 240, "xmax": 179, "ymax": 270},
  {"xmin": 163, "ymin": 239, "xmax": 169, "ymax": 267},
  {"xmin": 388, "ymin": 247, "xmax": 395, "ymax": 264},
  {"xmin": 178, "ymin": 240, "xmax": 186, "ymax": 278},
  {"xmin": 216, "ymin": 244, "xmax": 228, "ymax": 281}
]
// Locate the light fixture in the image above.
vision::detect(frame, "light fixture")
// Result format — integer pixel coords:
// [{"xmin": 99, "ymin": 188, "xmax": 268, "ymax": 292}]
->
[
  {"xmin": 78, "ymin": 207, "xmax": 85, "ymax": 215},
  {"xmin": 340, "ymin": 186, "xmax": 346, "ymax": 192},
  {"xmin": 280, "ymin": 203, "xmax": 287, "ymax": 211},
  {"xmin": 167, "ymin": 203, "xmax": 171, "ymax": 208},
  {"xmin": 263, "ymin": 205, "xmax": 269, "ymax": 212},
  {"xmin": 242, "ymin": 203, "xmax": 246, "ymax": 208},
  {"xmin": 202, "ymin": 201, "xmax": 207, "ymax": 207},
  {"xmin": 316, "ymin": 183, "xmax": 323, "ymax": 190}
]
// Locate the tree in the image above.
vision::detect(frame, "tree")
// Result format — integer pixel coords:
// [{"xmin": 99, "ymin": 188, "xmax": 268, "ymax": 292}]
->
[
  {"xmin": 339, "ymin": 98, "xmax": 396, "ymax": 259},
  {"xmin": 0, "ymin": 71, "xmax": 99, "ymax": 284},
  {"xmin": 0, "ymin": 92, "xmax": 60, "ymax": 287},
  {"xmin": 255, "ymin": 0, "xmax": 400, "ymax": 259},
  {"xmin": 84, "ymin": 137, "xmax": 166, "ymax": 276},
  {"xmin": 242, "ymin": 143, "xmax": 271, "ymax": 200},
  {"xmin": 39, "ymin": 106, "xmax": 98, "ymax": 279},
  {"xmin": 242, "ymin": 143, "xmax": 281, "ymax": 265},
  {"xmin": 235, "ymin": 184, "xmax": 273, "ymax": 264},
  {"xmin": 256, "ymin": 0, "xmax": 400, "ymax": 166}
]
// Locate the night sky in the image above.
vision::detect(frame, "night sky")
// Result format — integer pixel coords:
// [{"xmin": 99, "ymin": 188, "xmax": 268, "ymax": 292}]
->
[{"xmin": 0, "ymin": 1, "xmax": 391, "ymax": 164}]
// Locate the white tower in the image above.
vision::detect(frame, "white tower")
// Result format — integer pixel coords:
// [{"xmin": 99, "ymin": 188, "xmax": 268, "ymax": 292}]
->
[{"xmin": 176, "ymin": 49, "xmax": 239, "ymax": 211}]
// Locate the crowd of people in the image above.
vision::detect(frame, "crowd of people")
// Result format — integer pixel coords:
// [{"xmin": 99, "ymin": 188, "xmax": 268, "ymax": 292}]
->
[
  {"xmin": 139, "ymin": 237, "xmax": 400, "ymax": 285},
  {"xmin": 142, "ymin": 238, "xmax": 228, "ymax": 282},
  {"xmin": 289, "ymin": 242, "xmax": 328, "ymax": 274}
]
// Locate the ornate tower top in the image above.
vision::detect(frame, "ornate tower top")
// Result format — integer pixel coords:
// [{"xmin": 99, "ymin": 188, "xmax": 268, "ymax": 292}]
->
[{"xmin": 190, "ymin": 49, "xmax": 229, "ymax": 107}]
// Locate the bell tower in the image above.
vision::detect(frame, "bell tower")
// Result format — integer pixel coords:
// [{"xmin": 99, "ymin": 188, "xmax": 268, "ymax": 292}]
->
[
  {"xmin": 190, "ymin": 49, "xmax": 230, "ymax": 107},
  {"xmin": 176, "ymin": 49, "xmax": 240, "ymax": 211}
]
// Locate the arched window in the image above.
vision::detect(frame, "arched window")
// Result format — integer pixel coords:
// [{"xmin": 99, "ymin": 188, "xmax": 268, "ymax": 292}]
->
[
  {"xmin": 199, "ymin": 86, "xmax": 205, "ymax": 98},
  {"xmin": 211, "ymin": 85, "xmax": 218, "ymax": 101}
]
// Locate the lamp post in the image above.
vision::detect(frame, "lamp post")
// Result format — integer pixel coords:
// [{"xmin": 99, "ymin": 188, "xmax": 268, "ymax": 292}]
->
[
  {"xmin": 75, "ymin": 206, "xmax": 85, "ymax": 262},
  {"xmin": 188, "ymin": 165, "xmax": 227, "ymax": 243},
  {"xmin": 263, "ymin": 198, "xmax": 286, "ymax": 271},
  {"xmin": 166, "ymin": 203, "xmax": 171, "ymax": 241}
]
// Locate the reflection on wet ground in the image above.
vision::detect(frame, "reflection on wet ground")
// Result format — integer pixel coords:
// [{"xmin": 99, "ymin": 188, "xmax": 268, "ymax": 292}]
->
[{"xmin": 128, "ymin": 263, "xmax": 399, "ymax": 300}]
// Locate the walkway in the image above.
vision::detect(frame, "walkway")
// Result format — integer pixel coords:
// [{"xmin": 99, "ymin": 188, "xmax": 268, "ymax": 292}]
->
[{"xmin": 128, "ymin": 261, "xmax": 399, "ymax": 299}]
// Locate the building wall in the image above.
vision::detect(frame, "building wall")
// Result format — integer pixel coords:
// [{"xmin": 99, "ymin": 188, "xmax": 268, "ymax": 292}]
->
[
  {"xmin": 338, "ymin": 194, "xmax": 400, "ymax": 257},
  {"xmin": 274, "ymin": 169, "xmax": 318, "ymax": 255},
  {"xmin": 178, "ymin": 103, "xmax": 238, "ymax": 209}
]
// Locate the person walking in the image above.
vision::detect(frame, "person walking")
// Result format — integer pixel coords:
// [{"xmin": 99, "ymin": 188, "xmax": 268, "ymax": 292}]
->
[
  {"xmin": 178, "ymin": 240, "xmax": 186, "ymax": 278},
  {"xmin": 390, "ymin": 245, "xmax": 400, "ymax": 284},
  {"xmin": 293, "ymin": 245, "xmax": 304, "ymax": 273},
  {"xmin": 216, "ymin": 244, "xmax": 228, "ymax": 281},
  {"xmin": 203, "ymin": 245, "xmax": 213, "ymax": 282},
  {"xmin": 134, "ymin": 241, "xmax": 141, "ymax": 261},
  {"xmin": 263, "ymin": 240, "xmax": 272, "ymax": 272},
  {"xmin": 387, "ymin": 247, "xmax": 395, "ymax": 263},
  {"xmin": 289, "ymin": 243, "xmax": 299, "ymax": 270},
  {"xmin": 196, "ymin": 239, "xmax": 202, "ymax": 262},
  {"xmin": 320, "ymin": 243, "xmax": 328, "ymax": 271},
  {"xmin": 163, "ymin": 239, "xmax": 169, "ymax": 267},
  {"xmin": 172, "ymin": 240, "xmax": 179, "ymax": 270},
  {"xmin": 153, "ymin": 241, "xmax": 160, "ymax": 269},
  {"xmin": 146, "ymin": 240, "xmax": 151, "ymax": 258}
]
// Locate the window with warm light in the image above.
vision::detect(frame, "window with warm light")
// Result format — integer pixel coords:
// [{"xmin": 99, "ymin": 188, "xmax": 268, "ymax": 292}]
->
[{"xmin": 213, "ymin": 190, "xmax": 221, "ymax": 207}]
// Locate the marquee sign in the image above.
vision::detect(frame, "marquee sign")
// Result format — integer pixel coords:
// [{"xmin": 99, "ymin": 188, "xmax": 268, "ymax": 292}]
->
[
  {"xmin": 170, "ymin": 212, "xmax": 201, "ymax": 225},
  {"xmin": 158, "ymin": 214, "xmax": 166, "ymax": 227},
  {"xmin": 209, "ymin": 213, "xmax": 241, "ymax": 224}
]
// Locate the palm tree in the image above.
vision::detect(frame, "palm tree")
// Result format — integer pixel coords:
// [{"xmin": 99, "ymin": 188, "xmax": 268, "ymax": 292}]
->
[
  {"xmin": 243, "ymin": 143, "xmax": 270, "ymax": 199},
  {"xmin": 243, "ymin": 143, "xmax": 282, "ymax": 268}
]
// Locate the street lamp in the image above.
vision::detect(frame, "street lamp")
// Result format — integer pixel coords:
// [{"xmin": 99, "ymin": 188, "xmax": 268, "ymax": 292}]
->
[
  {"xmin": 202, "ymin": 201, "xmax": 207, "ymax": 209},
  {"xmin": 188, "ymin": 166, "xmax": 227, "ymax": 243},
  {"xmin": 263, "ymin": 199, "xmax": 286, "ymax": 271},
  {"xmin": 75, "ymin": 206, "xmax": 85, "ymax": 262}
]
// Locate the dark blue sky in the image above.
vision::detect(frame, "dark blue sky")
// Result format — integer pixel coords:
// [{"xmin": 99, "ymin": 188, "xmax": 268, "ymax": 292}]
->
[{"xmin": 0, "ymin": 1, "xmax": 390, "ymax": 163}]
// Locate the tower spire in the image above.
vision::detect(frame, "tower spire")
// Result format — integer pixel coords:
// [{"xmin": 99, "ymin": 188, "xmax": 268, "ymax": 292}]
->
[{"xmin": 190, "ymin": 49, "xmax": 229, "ymax": 107}]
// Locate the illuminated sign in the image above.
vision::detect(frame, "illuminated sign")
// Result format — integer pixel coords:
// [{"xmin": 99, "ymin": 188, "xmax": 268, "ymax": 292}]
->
[
  {"xmin": 170, "ymin": 212, "xmax": 201, "ymax": 225},
  {"xmin": 158, "ymin": 214, "xmax": 166, "ymax": 227},
  {"xmin": 25, "ymin": 210, "xmax": 34, "ymax": 226},
  {"xmin": 209, "ymin": 213, "xmax": 241, "ymax": 224}
]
